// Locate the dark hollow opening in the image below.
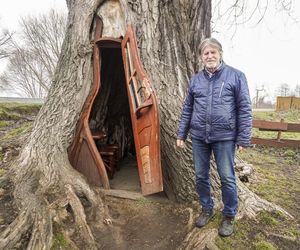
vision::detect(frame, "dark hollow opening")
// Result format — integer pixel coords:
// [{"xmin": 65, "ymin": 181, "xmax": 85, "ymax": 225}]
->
[{"xmin": 89, "ymin": 46, "xmax": 140, "ymax": 192}]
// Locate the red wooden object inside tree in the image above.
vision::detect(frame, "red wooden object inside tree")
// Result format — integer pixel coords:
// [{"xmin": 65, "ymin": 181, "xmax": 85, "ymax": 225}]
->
[{"xmin": 68, "ymin": 18, "xmax": 163, "ymax": 195}]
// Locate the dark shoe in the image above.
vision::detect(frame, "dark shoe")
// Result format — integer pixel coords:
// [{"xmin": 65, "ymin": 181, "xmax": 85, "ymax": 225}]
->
[
  {"xmin": 195, "ymin": 209, "xmax": 215, "ymax": 228},
  {"xmin": 218, "ymin": 216, "xmax": 234, "ymax": 237}
]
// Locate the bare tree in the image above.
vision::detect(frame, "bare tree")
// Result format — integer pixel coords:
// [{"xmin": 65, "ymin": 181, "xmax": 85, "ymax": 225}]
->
[
  {"xmin": 212, "ymin": 0, "xmax": 296, "ymax": 38},
  {"xmin": 0, "ymin": 9, "xmax": 67, "ymax": 98},
  {"xmin": 0, "ymin": 0, "xmax": 294, "ymax": 249},
  {"xmin": 278, "ymin": 83, "xmax": 290, "ymax": 96},
  {"xmin": 0, "ymin": 19, "xmax": 13, "ymax": 60},
  {"xmin": 294, "ymin": 84, "xmax": 300, "ymax": 97}
]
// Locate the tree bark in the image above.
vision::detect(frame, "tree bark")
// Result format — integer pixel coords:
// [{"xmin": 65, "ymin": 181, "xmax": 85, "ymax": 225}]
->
[{"xmin": 0, "ymin": 0, "xmax": 291, "ymax": 248}]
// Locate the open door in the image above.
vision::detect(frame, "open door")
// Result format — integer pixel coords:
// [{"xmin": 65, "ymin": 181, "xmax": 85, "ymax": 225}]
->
[{"xmin": 121, "ymin": 25, "xmax": 163, "ymax": 195}]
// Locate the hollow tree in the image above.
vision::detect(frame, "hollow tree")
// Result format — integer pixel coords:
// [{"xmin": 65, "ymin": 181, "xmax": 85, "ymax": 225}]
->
[{"xmin": 0, "ymin": 0, "xmax": 290, "ymax": 248}]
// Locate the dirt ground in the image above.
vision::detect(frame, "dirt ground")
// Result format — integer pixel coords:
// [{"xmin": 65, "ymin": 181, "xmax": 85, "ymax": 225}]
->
[
  {"xmin": 92, "ymin": 196, "xmax": 192, "ymax": 250},
  {"xmin": 0, "ymin": 103, "xmax": 299, "ymax": 249}
]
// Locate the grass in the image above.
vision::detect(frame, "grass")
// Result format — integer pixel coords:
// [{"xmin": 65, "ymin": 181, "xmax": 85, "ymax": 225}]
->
[
  {"xmin": 253, "ymin": 110, "xmax": 300, "ymax": 123},
  {"xmin": 0, "ymin": 215, "xmax": 4, "ymax": 225},
  {"xmin": 0, "ymin": 109, "xmax": 21, "ymax": 120},
  {"xmin": 0, "ymin": 102, "xmax": 41, "ymax": 120},
  {"xmin": 0, "ymin": 121, "xmax": 11, "ymax": 128},
  {"xmin": 0, "ymin": 148, "xmax": 3, "ymax": 161},
  {"xmin": 252, "ymin": 110, "xmax": 300, "ymax": 140},
  {"xmin": 239, "ymin": 147, "xmax": 300, "ymax": 209},
  {"xmin": 253, "ymin": 241, "xmax": 276, "ymax": 250},
  {"xmin": 0, "ymin": 102, "xmax": 41, "ymax": 115},
  {"xmin": 217, "ymin": 109, "xmax": 300, "ymax": 250},
  {"xmin": 259, "ymin": 211, "xmax": 280, "ymax": 226},
  {"xmin": 1, "ymin": 122, "xmax": 33, "ymax": 140},
  {"xmin": 51, "ymin": 233, "xmax": 73, "ymax": 250},
  {"xmin": 215, "ymin": 218, "xmax": 251, "ymax": 249},
  {"xmin": 0, "ymin": 169, "xmax": 6, "ymax": 177},
  {"xmin": 135, "ymin": 197, "xmax": 153, "ymax": 206},
  {"xmin": 215, "ymin": 210, "xmax": 298, "ymax": 250}
]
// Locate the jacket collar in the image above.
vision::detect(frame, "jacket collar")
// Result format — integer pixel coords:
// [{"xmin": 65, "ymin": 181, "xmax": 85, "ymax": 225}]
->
[{"xmin": 204, "ymin": 61, "xmax": 225, "ymax": 79}]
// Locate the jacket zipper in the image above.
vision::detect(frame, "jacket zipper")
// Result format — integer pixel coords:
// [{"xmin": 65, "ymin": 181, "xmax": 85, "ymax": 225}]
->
[{"xmin": 219, "ymin": 81, "xmax": 224, "ymax": 98}]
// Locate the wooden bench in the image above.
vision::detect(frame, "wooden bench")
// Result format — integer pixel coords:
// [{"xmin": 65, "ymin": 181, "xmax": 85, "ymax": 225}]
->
[{"xmin": 91, "ymin": 130, "xmax": 120, "ymax": 179}]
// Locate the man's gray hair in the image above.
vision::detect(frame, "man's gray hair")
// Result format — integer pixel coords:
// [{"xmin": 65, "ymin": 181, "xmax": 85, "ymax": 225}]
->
[{"xmin": 199, "ymin": 37, "xmax": 223, "ymax": 56}]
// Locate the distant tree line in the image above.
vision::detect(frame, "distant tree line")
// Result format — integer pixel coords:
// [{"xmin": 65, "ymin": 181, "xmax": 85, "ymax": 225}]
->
[
  {"xmin": 0, "ymin": 9, "xmax": 66, "ymax": 98},
  {"xmin": 277, "ymin": 83, "xmax": 300, "ymax": 97}
]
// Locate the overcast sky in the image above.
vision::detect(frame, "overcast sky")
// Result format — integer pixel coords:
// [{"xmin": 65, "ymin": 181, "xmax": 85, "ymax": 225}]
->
[
  {"xmin": 212, "ymin": 1, "xmax": 300, "ymax": 101},
  {"xmin": 0, "ymin": 0, "xmax": 299, "ymax": 101}
]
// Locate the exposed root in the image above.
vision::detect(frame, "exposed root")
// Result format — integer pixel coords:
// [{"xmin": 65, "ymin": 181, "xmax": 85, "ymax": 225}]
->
[
  {"xmin": 65, "ymin": 184, "xmax": 98, "ymax": 249},
  {"xmin": 26, "ymin": 206, "xmax": 53, "ymax": 249},
  {"xmin": 178, "ymin": 228, "xmax": 219, "ymax": 250},
  {"xmin": 0, "ymin": 208, "xmax": 33, "ymax": 249},
  {"xmin": 0, "ymin": 154, "xmax": 108, "ymax": 249},
  {"xmin": 237, "ymin": 181, "xmax": 293, "ymax": 219},
  {"xmin": 184, "ymin": 207, "xmax": 196, "ymax": 232}
]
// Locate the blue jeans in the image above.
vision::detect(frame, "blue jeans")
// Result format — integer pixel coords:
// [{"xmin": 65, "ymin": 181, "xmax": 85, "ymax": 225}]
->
[{"xmin": 192, "ymin": 138, "xmax": 238, "ymax": 217}]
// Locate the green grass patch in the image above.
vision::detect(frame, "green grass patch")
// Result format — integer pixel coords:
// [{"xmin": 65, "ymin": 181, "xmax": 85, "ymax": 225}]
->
[
  {"xmin": 253, "ymin": 240, "xmax": 276, "ymax": 250},
  {"xmin": 252, "ymin": 128, "xmax": 300, "ymax": 140},
  {"xmin": 253, "ymin": 110, "xmax": 300, "ymax": 123},
  {"xmin": 259, "ymin": 211, "xmax": 280, "ymax": 226},
  {"xmin": 0, "ymin": 102, "xmax": 41, "ymax": 120},
  {"xmin": 238, "ymin": 148, "xmax": 277, "ymax": 165},
  {"xmin": 0, "ymin": 109, "xmax": 21, "ymax": 120},
  {"xmin": 2, "ymin": 122, "xmax": 33, "ymax": 140},
  {"xmin": 0, "ymin": 102, "xmax": 41, "ymax": 114},
  {"xmin": 239, "ymin": 147, "xmax": 300, "ymax": 209},
  {"xmin": 0, "ymin": 215, "xmax": 4, "ymax": 225},
  {"xmin": 135, "ymin": 197, "xmax": 153, "ymax": 206},
  {"xmin": 215, "ymin": 211, "xmax": 293, "ymax": 249},
  {"xmin": 0, "ymin": 169, "xmax": 6, "ymax": 177},
  {"xmin": 0, "ymin": 121, "xmax": 11, "ymax": 128},
  {"xmin": 51, "ymin": 232, "xmax": 73, "ymax": 250},
  {"xmin": 215, "ymin": 219, "xmax": 251, "ymax": 249}
]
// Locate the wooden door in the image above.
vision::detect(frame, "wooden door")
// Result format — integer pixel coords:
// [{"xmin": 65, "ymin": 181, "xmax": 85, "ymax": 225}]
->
[
  {"xmin": 68, "ymin": 17, "xmax": 110, "ymax": 189},
  {"xmin": 121, "ymin": 25, "xmax": 163, "ymax": 195}
]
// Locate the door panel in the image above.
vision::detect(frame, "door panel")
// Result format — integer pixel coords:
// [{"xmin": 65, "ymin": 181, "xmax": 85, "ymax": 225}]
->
[
  {"xmin": 68, "ymin": 16, "xmax": 110, "ymax": 189},
  {"xmin": 121, "ymin": 25, "xmax": 163, "ymax": 195},
  {"xmin": 75, "ymin": 135, "xmax": 102, "ymax": 186}
]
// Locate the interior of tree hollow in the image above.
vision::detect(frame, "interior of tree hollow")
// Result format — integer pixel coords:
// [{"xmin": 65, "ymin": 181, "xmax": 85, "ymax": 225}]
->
[{"xmin": 89, "ymin": 46, "xmax": 141, "ymax": 192}]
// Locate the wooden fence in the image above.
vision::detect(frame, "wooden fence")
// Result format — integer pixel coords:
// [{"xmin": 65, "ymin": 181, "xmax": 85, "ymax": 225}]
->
[{"xmin": 251, "ymin": 119, "xmax": 300, "ymax": 148}]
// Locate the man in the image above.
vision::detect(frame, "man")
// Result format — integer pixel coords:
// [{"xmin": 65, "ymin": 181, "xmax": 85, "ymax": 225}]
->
[{"xmin": 176, "ymin": 38, "xmax": 252, "ymax": 237}]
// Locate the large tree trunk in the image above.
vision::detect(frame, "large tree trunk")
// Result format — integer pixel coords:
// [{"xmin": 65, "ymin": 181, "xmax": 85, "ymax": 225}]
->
[{"xmin": 0, "ymin": 0, "xmax": 290, "ymax": 249}]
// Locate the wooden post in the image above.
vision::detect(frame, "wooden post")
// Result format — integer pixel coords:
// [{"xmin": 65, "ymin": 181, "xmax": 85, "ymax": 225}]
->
[{"xmin": 277, "ymin": 119, "xmax": 284, "ymax": 142}]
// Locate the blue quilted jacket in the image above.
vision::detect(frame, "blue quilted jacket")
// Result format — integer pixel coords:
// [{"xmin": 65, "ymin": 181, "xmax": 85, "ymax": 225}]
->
[{"xmin": 177, "ymin": 63, "xmax": 252, "ymax": 147}]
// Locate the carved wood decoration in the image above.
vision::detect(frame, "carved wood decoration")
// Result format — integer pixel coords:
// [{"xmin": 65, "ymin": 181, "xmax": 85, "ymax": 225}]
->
[{"xmin": 121, "ymin": 25, "xmax": 163, "ymax": 195}]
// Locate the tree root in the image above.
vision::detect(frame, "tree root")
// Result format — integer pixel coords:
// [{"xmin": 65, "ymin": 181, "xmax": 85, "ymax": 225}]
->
[
  {"xmin": 0, "ymin": 164, "xmax": 108, "ymax": 249},
  {"xmin": 0, "ymin": 208, "xmax": 33, "ymax": 249},
  {"xmin": 64, "ymin": 184, "xmax": 98, "ymax": 249},
  {"xmin": 26, "ymin": 206, "xmax": 53, "ymax": 249},
  {"xmin": 237, "ymin": 181, "xmax": 293, "ymax": 219},
  {"xmin": 178, "ymin": 228, "xmax": 219, "ymax": 250}
]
